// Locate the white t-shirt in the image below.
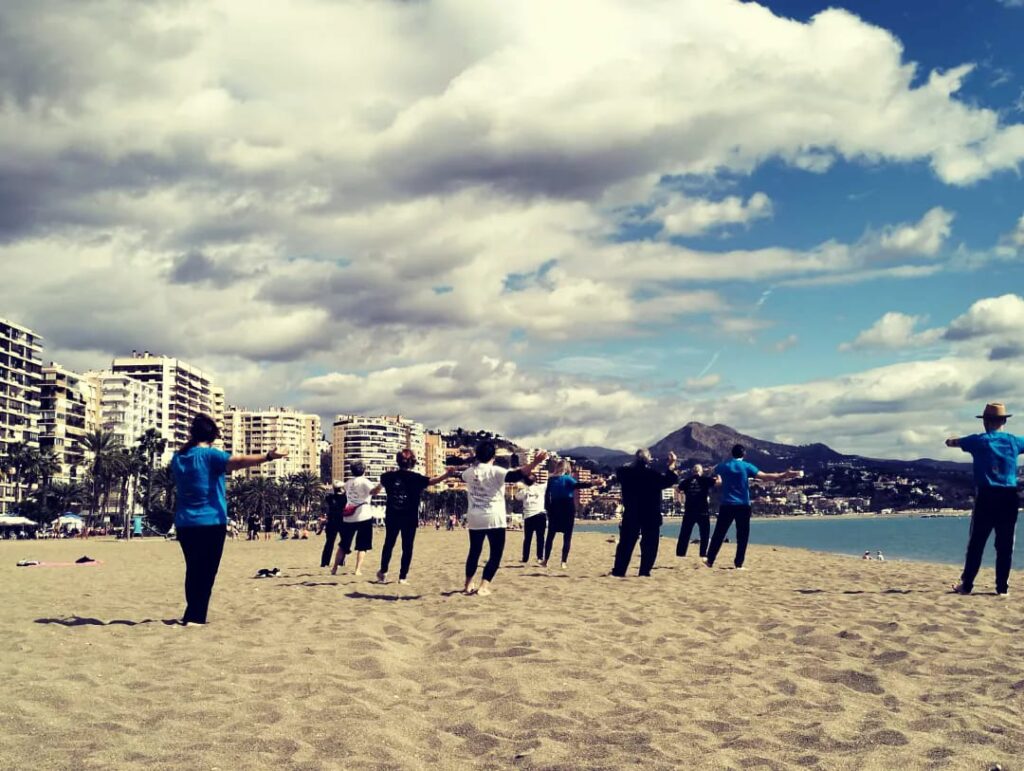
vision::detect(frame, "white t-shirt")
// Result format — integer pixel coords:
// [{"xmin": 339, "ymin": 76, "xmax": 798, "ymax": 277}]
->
[
  {"xmin": 515, "ymin": 484, "xmax": 545, "ymax": 519},
  {"xmin": 463, "ymin": 463, "xmax": 510, "ymax": 530},
  {"xmin": 344, "ymin": 476, "xmax": 377, "ymax": 523}
]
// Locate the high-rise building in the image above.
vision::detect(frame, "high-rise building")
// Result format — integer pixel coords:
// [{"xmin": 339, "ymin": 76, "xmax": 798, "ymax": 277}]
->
[
  {"xmin": 0, "ymin": 317, "xmax": 43, "ymax": 514},
  {"xmin": 424, "ymin": 432, "xmax": 447, "ymax": 488},
  {"xmin": 110, "ymin": 352, "xmax": 217, "ymax": 455},
  {"xmin": 84, "ymin": 371, "xmax": 160, "ymax": 448},
  {"xmin": 332, "ymin": 415, "xmax": 426, "ymax": 484},
  {"xmin": 223, "ymin": 407, "xmax": 321, "ymax": 480},
  {"xmin": 38, "ymin": 363, "xmax": 94, "ymax": 483},
  {"xmin": 210, "ymin": 385, "xmax": 226, "ymax": 431}
]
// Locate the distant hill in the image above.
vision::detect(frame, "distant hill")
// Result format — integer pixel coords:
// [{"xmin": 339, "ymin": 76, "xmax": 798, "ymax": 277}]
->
[{"xmin": 563, "ymin": 422, "xmax": 968, "ymax": 475}]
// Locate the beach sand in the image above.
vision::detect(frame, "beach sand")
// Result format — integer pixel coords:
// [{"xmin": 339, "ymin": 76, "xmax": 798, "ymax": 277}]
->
[{"xmin": 1, "ymin": 530, "xmax": 1021, "ymax": 770}]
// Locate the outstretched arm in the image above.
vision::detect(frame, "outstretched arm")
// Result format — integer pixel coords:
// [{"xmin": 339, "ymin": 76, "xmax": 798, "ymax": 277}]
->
[
  {"xmin": 506, "ymin": 451, "xmax": 549, "ymax": 483},
  {"xmin": 227, "ymin": 448, "xmax": 288, "ymax": 472},
  {"xmin": 945, "ymin": 437, "xmax": 961, "ymax": 448},
  {"xmin": 427, "ymin": 467, "xmax": 459, "ymax": 486}
]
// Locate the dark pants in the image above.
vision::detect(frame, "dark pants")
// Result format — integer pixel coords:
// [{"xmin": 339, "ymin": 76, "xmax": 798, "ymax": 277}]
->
[
  {"xmin": 960, "ymin": 486, "xmax": 1020, "ymax": 594},
  {"xmin": 545, "ymin": 499, "xmax": 576, "ymax": 563},
  {"xmin": 522, "ymin": 514, "xmax": 546, "ymax": 561},
  {"xmin": 706, "ymin": 504, "xmax": 752, "ymax": 568},
  {"xmin": 466, "ymin": 528, "xmax": 506, "ymax": 582},
  {"xmin": 380, "ymin": 518, "xmax": 418, "ymax": 579},
  {"xmin": 321, "ymin": 522, "xmax": 340, "ymax": 567},
  {"xmin": 612, "ymin": 517, "xmax": 662, "ymax": 576},
  {"xmin": 177, "ymin": 525, "xmax": 227, "ymax": 624},
  {"xmin": 677, "ymin": 512, "xmax": 710, "ymax": 557}
]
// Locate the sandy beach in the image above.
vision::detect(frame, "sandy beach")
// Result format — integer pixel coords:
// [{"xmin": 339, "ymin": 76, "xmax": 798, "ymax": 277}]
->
[{"xmin": 1, "ymin": 530, "xmax": 1022, "ymax": 770}]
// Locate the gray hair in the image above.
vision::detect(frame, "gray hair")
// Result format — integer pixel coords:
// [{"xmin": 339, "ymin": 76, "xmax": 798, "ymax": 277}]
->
[
  {"xmin": 635, "ymin": 448, "xmax": 652, "ymax": 464},
  {"xmin": 692, "ymin": 464, "xmax": 704, "ymax": 475}
]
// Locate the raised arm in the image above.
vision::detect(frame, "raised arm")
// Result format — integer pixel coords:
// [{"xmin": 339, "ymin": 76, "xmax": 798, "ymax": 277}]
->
[
  {"xmin": 427, "ymin": 467, "xmax": 458, "ymax": 486},
  {"xmin": 227, "ymin": 448, "xmax": 288, "ymax": 473},
  {"xmin": 506, "ymin": 450, "xmax": 549, "ymax": 483},
  {"xmin": 754, "ymin": 469, "xmax": 803, "ymax": 483}
]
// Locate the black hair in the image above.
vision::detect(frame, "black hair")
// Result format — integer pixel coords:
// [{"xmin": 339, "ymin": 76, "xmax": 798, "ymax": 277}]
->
[
  {"xmin": 731, "ymin": 444, "xmax": 745, "ymax": 458},
  {"xmin": 350, "ymin": 460, "xmax": 366, "ymax": 477},
  {"xmin": 475, "ymin": 440, "xmax": 496, "ymax": 463},
  {"xmin": 396, "ymin": 448, "xmax": 416, "ymax": 470},
  {"xmin": 182, "ymin": 413, "xmax": 219, "ymax": 452}
]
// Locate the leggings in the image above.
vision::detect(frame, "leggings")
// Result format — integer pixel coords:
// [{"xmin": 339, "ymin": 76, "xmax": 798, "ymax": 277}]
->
[
  {"xmin": 321, "ymin": 522, "xmax": 340, "ymax": 567},
  {"xmin": 177, "ymin": 525, "xmax": 227, "ymax": 624},
  {"xmin": 380, "ymin": 518, "xmax": 418, "ymax": 579},
  {"xmin": 544, "ymin": 521, "xmax": 574, "ymax": 563},
  {"xmin": 466, "ymin": 528, "xmax": 506, "ymax": 582},
  {"xmin": 522, "ymin": 514, "xmax": 546, "ymax": 561}
]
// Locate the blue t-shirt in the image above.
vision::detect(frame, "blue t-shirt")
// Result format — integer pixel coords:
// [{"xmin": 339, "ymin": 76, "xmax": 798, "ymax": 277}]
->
[
  {"xmin": 546, "ymin": 474, "xmax": 579, "ymax": 502},
  {"xmin": 959, "ymin": 431, "xmax": 1024, "ymax": 488},
  {"xmin": 714, "ymin": 458, "xmax": 761, "ymax": 506},
  {"xmin": 171, "ymin": 446, "xmax": 231, "ymax": 527}
]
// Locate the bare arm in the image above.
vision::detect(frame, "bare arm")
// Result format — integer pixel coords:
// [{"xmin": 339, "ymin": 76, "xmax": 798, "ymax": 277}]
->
[
  {"xmin": 517, "ymin": 450, "xmax": 549, "ymax": 477},
  {"xmin": 427, "ymin": 467, "xmax": 457, "ymax": 486},
  {"xmin": 755, "ymin": 469, "xmax": 803, "ymax": 483},
  {"xmin": 227, "ymin": 448, "xmax": 288, "ymax": 473}
]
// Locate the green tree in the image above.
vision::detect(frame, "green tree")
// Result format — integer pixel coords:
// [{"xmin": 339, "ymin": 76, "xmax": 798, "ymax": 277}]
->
[
  {"xmin": 82, "ymin": 429, "xmax": 122, "ymax": 526},
  {"xmin": 286, "ymin": 471, "xmax": 324, "ymax": 520}
]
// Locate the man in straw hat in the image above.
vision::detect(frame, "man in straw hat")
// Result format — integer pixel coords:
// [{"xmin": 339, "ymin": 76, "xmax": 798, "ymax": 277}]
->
[{"xmin": 947, "ymin": 403, "xmax": 1024, "ymax": 596}]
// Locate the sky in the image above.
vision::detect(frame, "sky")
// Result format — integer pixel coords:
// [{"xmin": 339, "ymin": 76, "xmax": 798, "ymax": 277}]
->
[{"xmin": 1, "ymin": 0, "xmax": 1023, "ymax": 459}]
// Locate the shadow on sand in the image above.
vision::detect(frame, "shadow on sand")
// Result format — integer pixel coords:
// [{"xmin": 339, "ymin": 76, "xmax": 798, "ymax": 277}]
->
[
  {"xmin": 345, "ymin": 591, "xmax": 422, "ymax": 602},
  {"xmin": 35, "ymin": 617, "xmax": 182, "ymax": 627}
]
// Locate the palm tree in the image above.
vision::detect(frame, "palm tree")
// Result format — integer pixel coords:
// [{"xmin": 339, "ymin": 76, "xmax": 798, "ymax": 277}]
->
[
  {"xmin": 286, "ymin": 471, "xmax": 324, "ymax": 520},
  {"xmin": 235, "ymin": 477, "xmax": 285, "ymax": 529},
  {"xmin": 147, "ymin": 464, "xmax": 176, "ymax": 534},
  {"xmin": 137, "ymin": 429, "xmax": 166, "ymax": 522},
  {"xmin": 82, "ymin": 429, "xmax": 122, "ymax": 526},
  {"xmin": 45, "ymin": 480, "xmax": 88, "ymax": 515},
  {"xmin": 2, "ymin": 441, "xmax": 39, "ymax": 505}
]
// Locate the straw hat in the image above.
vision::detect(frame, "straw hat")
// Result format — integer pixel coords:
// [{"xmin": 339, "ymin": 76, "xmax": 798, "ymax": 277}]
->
[{"xmin": 977, "ymin": 402, "xmax": 1012, "ymax": 420}]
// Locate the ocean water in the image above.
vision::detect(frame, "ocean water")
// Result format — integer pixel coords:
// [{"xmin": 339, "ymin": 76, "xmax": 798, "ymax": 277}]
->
[{"xmin": 577, "ymin": 515, "xmax": 1024, "ymax": 568}]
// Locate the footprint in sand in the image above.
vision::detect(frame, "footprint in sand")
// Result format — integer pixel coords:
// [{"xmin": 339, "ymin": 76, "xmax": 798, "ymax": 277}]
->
[{"xmin": 797, "ymin": 666, "xmax": 885, "ymax": 695}]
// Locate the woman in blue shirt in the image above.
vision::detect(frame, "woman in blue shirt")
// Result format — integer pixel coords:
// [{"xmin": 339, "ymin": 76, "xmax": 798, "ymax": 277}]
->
[
  {"xmin": 542, "ymin": 461, "xmax": 605, "ymax": 570},
  {"xmin": 171, "ymin": 414, "xmax": 287, "ymax": 625}
]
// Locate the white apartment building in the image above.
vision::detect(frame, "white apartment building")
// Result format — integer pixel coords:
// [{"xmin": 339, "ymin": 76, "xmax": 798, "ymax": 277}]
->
[
  {"xmin": 0, "ymin": 318, "xmax": 43, "ymax": 514},
  {"xmin": 210, "ymin": 385, "xmax": 226, "ymax": 431},
  {"xmin": 332, "ymin": 415, "xmax": 426, "ymax": 484},
  {"xmin": 84, "ymin": 371, "xmax": 160, "ymax": 448},
  {"xmin": 111, "ymin": 352, "xmax": 218, "ymax": 454},
  {"xmin": 38, "ymin": 363, "xmax": 95, "ymax": 483},
  {"xmin": 223, "ymin": 407, "xmax": 321, "ymax": 480}
]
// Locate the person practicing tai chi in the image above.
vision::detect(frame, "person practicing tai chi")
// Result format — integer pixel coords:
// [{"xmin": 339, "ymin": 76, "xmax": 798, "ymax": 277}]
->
[
  {"xmin": 376, "ymin": 449, "xmax": 455, "ymax": 585},
  {"xmin": 462, "ymin": 442, "xmax": 548, "ymax": 596},
  {"xmin": 171, "ymin": 414, "xmax": 287, "ymax": 625},
  {"xmin": 676, "ymin": 464, "xmax": 716, "ymax": 559},
  {"xmin": 321, "ymin": 480, "xmax": 346, "ymax": 568},
  {"xmin": 542, "ymin": 461, "xmax": 604, "ymax": 569},
  {"xmin": 515, "ymin": 476, "xmax": 547, "ymax": 564},
  {"xmin": 947, "ymin": 402, "xmax": 1024, "ymax": 597},
  {"xmin": 332, "ymin": 461, "xmax": 380, "ymax": 576},
  {"xmin": 704, "ymin": 444, "xmax": 802, "ymax": 571},
  {"xmin": 611, "ymin": 449, "xmax": 680, "ymax": 577}
]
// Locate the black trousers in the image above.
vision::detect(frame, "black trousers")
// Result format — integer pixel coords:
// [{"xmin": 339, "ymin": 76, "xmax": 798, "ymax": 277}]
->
[
  {"xmin": 612, "ymin": 517, "xmax": 661, "ymax": 576},
  {"xmin": 321, "ymin": 522, "xmax": 340, "ymax": 567},
  {"xmin": 677, "ymin": 512, "xmax": 710, "ymax": 557},
  {"xmin": 466, "ymin": 528, "xmax": 506, "ymax": 582},
  {"xmin": 522, "ymin": 515, "xmax": 546, "ymax": 561},
  {"xmin": 380, "ymin": 518, "xmax": 418, "ymax": 579},
  {"xmin": 706, "ymin": 504, "xmax": 752, "ymax": 568},
  {"xmin": 177, "ymin": 525, "xmax": 227, "ymax": 624},
  {"xmin": 960, "ymin": 486, "xmax": 1020, "ymax": 594}
]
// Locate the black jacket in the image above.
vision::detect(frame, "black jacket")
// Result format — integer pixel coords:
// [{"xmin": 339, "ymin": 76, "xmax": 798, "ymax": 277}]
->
[
  {"xmin": 615, "ymin": 463, "xmax": 678, "ymax": 524},
  {"xmin": 324, "ymin": 492, "xmax": 347, "ymax": 528}
]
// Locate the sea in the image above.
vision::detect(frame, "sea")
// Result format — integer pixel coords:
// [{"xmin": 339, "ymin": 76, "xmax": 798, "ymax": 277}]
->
[{"xmin": 577, "ymin": 514, "xmax": 1024, "ymax": 568}]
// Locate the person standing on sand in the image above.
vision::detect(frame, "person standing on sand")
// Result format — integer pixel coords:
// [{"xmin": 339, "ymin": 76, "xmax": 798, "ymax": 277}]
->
[
  {"xmin": 947, "ymin": 403, "xmax": 1024, "ymax": 597},
  {"xmin": 331, "ymin": 461, "xmax": 380, "ymax": 576},
  {"xmin": 171, "ymin": 414, "xmax": 287, "ymax": 626},
  {"xmin": 611, "ymin": 449, "xmax": 680, "ymax": 577},
  {"xmin": 376, "ymin": 449, "xmax": 455, "ymax": 585},
  {"xmin": 515, "ymin": 476, "xmax": 546, "ymax": 564},
  {"xmin": 321, "ymin": 480, "xmax": 346, "ymax": 568},
  {"xmin": 676, "ymin": 464, "xmax": 716, "ymax": 559},
  {"xmin": 704, "ymin": 444, "xmax": 802, "ymax": 571},
  {"xmin": 462, "ymin": 442, "xmax": 548, "ymax": 596},
  {"xmin": 542, "ymin": 462, "xmax": 605, "ymax": 570}
]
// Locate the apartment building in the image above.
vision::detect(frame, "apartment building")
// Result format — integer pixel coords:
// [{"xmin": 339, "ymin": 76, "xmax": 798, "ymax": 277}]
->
[
  {"xmin": 111, "ymin": 352, "xmax": 218, "ymax": 454},
  {"xmin": 84, "ymin": 371, "xmax": 160, "ymax": 448},
  {"xmin": 0, "ymin": 318, "xmax": 43, "ymax": 514},
  {"xmin": 223, "ymin": 407, "xmax": 321, "ymax": 480},
  {"xmin": 210, "ymin": 385, "xmax": 226, "ymax": 431},
  {"xmin": 332, "ymin": 415, "xmax": 426, "ymax": 484},
  {"xmin": 424, "ymin": 432, "xmax": 447, "ymax": 488},
  {"xmin": 38, "ymin": 363, "xmax": 95, "ymax": 483}
]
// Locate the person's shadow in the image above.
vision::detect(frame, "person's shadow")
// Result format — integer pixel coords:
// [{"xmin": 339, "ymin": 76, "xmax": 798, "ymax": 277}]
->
[{"xmin": 34, "ymin": 617, "xmax": 183, "ymax": 627}]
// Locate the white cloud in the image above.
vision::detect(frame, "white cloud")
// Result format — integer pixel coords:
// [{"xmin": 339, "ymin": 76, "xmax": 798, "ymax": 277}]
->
[
  {"xmin": 772, "ymin": 334, "xmax": 799, "ymax": 353},
  {"xmin": 945, "ymin": 294, "xmax": 1024, "ymax": 340},
  {"xmin": 651, "ymin": 192, "xmax": 773, "ymax": 236},
  {"xmin": 839, "ymin": 312, "xmax": 945, "ymax": 351},
  {"xmin": 684, "ymin": 373, "xmax": 721, "ymax": 392},
  {"xmin": 877, "ymin": 207, "xmax": 954, "ymax": 256}
]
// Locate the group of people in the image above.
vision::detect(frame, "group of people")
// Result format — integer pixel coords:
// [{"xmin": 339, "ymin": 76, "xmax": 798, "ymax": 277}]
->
[{"xmin": 167, "ymin": 402, "xmax": 1024, "ymax": 624}]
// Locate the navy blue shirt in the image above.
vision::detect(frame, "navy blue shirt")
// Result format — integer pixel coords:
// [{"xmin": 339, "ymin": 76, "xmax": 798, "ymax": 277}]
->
[
  {"xmin": 171, "ymin": 446, "xmax": 230, "ymax": 527},
  {"xmin": 959, "ymin": 431, "xmax": 1024, "ymax": 488}
]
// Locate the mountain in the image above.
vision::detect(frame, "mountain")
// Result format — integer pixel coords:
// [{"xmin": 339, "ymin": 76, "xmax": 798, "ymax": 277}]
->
[
  {"xmin": 649, "ymin": 422, "xmax": 845, "ymax": 472},
  {"xmin": 558, "ymin": 445, "xmax": 632, "ymax": 467}
]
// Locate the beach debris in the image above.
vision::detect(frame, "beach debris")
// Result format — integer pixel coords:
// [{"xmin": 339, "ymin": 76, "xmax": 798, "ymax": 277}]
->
[
  {"xmin": 254, "ymin": 567, "xmax": 281, "ymax": 578},
  {"xmin": 75, "ymin": 555, "xmax": 96, "ymax": 564},
  {"xmin": 16, "ymin": 560, "xmax": 40, "ymax": 567}
]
